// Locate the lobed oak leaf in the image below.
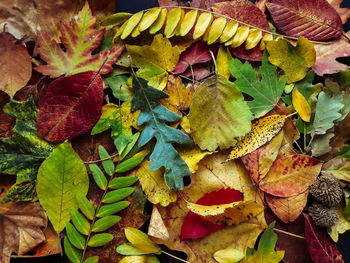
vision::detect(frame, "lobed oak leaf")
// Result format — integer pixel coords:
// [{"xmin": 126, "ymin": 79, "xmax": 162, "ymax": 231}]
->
[{"xmin": 35, "ymin": 2, "xmax": 124, "ymax": 78}]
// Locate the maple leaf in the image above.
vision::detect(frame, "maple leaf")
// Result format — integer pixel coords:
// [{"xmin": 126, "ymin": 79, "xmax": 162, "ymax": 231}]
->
[
  {"xmin": 229, "ymin": 53, "xmax": 286, "ymax": 118},
  {"xmin": 131, "ymin": 76, "xmax": 192, "ymax": 191},
  {"xmin": 35, "ymin": 2, "xmax": 124, "ymax": 78}
]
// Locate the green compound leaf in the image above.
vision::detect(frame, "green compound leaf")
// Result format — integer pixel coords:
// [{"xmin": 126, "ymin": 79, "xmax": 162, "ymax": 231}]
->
[
  {"xmin": 88, "ymin": 233, "xmax": 114, "ymax": 247},
  {"xmin": 96, "ymin": 201, "xmax": 130, "ymax": 217},
  {"xmin": 109, "ymin": 176, "xmax": 139, "ymax": 190},
  {"xmin": 116, "ymin": 156, "xmax": 145, "ymax": 173},
  {"xmin": 89, "ymin": 164, "xmax": 108, "ymax": 191},
  {"xmin": 131, "ymin": 76, "xmax": 192, "ymax": 191},
  {"xmin": 189, "ymin": 75, "xmax": 252, "ymax": 151},
  {"xmin": 37, "ymin": 142, "xmax": 89, "ymax": 233},
  {"xmin": 102, "ymin": 187, "xmax": 135, "ymax": 204},
  {"xmin": 229, "ymin": 52, "xmax": 286, "ymax": 119},
  {"xmin": 0, "ymin": 96, "xmax": 55, "ymax": 202},
  {"xmin": 64, "ymin": 236, "xmax": 82, "ymax": 263},
  {"xmin": 92, "ymin": 215, "xmax": 121, "ymax": 232},
  {"xmin": 76, "ymin": 193, "xmax": 95, "ymax": 221},
  {"xmin": 71, "ymin": 208, "xmax": 90, "ymax": 235},
  {"xmin": 66, "ymin": 222, "xmax": 86, "ymax": 250},
  {"xmin": 98, "ymin": 145, "xmax": 115, "ymax": 176},
  {"xmin": 83, "ymin": 256, "xmax": 99, "ymax": 263}
]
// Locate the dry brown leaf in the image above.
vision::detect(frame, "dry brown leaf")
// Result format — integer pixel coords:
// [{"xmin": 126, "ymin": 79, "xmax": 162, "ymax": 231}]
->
[{"xmin": 0, "ymin": 90, "xmax": 14, "ymax": 138}]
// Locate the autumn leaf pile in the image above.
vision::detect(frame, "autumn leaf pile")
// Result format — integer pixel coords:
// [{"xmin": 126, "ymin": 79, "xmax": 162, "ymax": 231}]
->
[{"xmin": 1, "ymin": 0, "xmax": 350, "ymax": 262}]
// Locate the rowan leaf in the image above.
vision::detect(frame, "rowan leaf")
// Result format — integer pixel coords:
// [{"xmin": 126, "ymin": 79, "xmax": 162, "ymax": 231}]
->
[
  {"xmin": 229, "ymin": 53, "xmax": 286, "ymax": 118},
  {"xmin": 0, "ymin": 96, "xmax": 55, "ymax": 202},
  {"xmin": 139, "ymin": 8, "xmax": 162, "ymax": 32},
  {"xmin": 193, "ymin": 12, "xmax": 213, "ymax": 40},
  {"xmin": 126, "ymin": 34, "xmax": 181, "ymax": 90},
  {"xmin": 164, "ymin": 8, "xmax": 184, "ymax": 37},
  {"xmin": 36, "ymin": 142, "xmax": 89, "ymax": 233},
  {"xmin": 189, "ymin": 75, "xmax": 252, "ymax": 151},
  {"xmin": 228, "ymin": 115, "xmax": 286, "ymax": 161},
  {"xmin": 131, "ymin": 76, "xmax": 192, "ymax": 191},
  {"xmin": 35, "ymin": 2, "xmax": 124, "ymax": 78},
  {"xmin": 37, "ymin": 71, "xmax": 104, "ymax": 142},
  {"xmin": 266, "ymin": 37, "xmax": 316, "ymax": 83}
]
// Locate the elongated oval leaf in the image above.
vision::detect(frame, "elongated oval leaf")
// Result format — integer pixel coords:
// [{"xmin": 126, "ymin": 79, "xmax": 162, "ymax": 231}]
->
[
  {"xmin": 164, "ymin": 8, "xmax": 184, "ymax": 37},
  {"xmin": 292, "ymin": 88, "xmax": 311, "ymax": 122},
  {"xmin": 149, "ymin": 8, "xmax": 167, "ymax": 34},
  {"xmin": 245, "ymin": 29, "xmax": 262, "ymax": 50},
  {"xmin": 64, "ymin": 237, "xmax": 82, "ymax": 263},
  {"xmin": 98, "ymin": 145, "xmax": 114, "ymax": 176},
  {"xmin": 37, "ymin": 142, "xmax": 89, "ymax": 233},
  {"xmin": 220, "ymin": 21, "xmax": 238, "ymax": 43},
  {"xmin": 66, "ymin": 222, "xmax": 86, "ymax": 250},
  {"xmin": 116, "ymin": 244, "xmax": 160, "ymax": 256},
  {"xmin": 139, "ymin": 8, "xmax": 161, "ymax": 32},
  {"xmin": 102, "ymin": 187, "xmax": 135, "ymax": 204},
  {"xmin": 109, "ymin": 176, "xmax": 138, "ymax": 190},
  {"xmin": 207, "ymin": 17, "xmax": 226, "ymax": 45},
  {"xmin": 116, "ymin": 156, "xmax": 144, "ymax": 173},
  {"xmin": 70, "ymin": 208, "xmax": 90, "ymax": 235},
  {"xmin": 83, "ymin": 256, "xmax": 99, "ymax": 263},
  {"xmin": 92, "ymin": 215, "xmax": 121, "ymax": 232},
  {"xmin": 37, "ymin": 71, "xmax": 103, "ymax": 142},
  {"xmin": 179, "ymin": 9, "xmax": 199, "ymax": 36},
  {"xmin": 193, "ymin": 12, "xmax": 213, "ymax": 40},
  {"xmin": 125, "ymin": 227, "xmax": 159, "ymax": 248},
  {"xmin": 89, "ymin": 164, "xmax": 108, "ymax": 190},
  {"xmin": 231, "ymin": 26, "xmax": 249, "ymax": 48},
  {"xmin": 76, "ymin": 193, "xmax": 95, "ymax": 221},
  {"xmin": 121, "ymin": 11, "xmax": 143, "ymax": 39},
  {"xmin": 88, "ymin": 233, "xmax": 114, "ymax": 247},
  {"xmin": 96, "ymin": 201, "xmax": 130, "ymax": 218}
]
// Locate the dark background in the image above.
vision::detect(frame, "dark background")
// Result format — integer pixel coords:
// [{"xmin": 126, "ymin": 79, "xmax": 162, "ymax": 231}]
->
[{"xmin": 11, "ymin": 0, "xmax": 350, "ymax": 262}]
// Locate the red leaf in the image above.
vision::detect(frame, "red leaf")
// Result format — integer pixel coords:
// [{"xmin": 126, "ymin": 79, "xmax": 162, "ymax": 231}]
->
[
  {"xmin": 182, "ymin": 62, "xmax": 212, "ymax": 80},
  {"xmin": 0, "ymin": 90, "xmax": 14, "ymax": 138},
  {"xmin": 266, "ymin": 0, "xmax": 343, "ymax": 41},
  {"xmin": 181, "ymin": 188, "xmax": 243, "ymax": 240},
  {"xmin": 37, "ymin": 71, "xmax": 103, "ymax": 142},
  {"xmin": 304, "ymin": 213, "xmax": 344, "ymax": 263},
  {"xmin": 173, "ymin": 41, "xmax": 215, "ymax": 74}
]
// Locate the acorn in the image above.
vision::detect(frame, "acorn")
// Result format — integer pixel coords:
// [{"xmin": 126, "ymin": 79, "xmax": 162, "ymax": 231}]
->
[
  {"xmin": 309, "ymin": 174, "xmax": 343, "ymax": 207},
  {"xmin": 308, "ymin": 202, "xmax": 338, "ymax": 228}
]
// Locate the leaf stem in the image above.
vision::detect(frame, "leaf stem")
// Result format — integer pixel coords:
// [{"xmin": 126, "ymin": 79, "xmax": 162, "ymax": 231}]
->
[
  {"xmin": 161, "ymin": 250, "xmax": 191, "ymax": 263},
  {"xmin": 84, "ymin": 153, "xmax": 119, "ymax": 164},
  {"xmin": 273, "ymin": 228, "xmax": 305, "ymax": 239}
]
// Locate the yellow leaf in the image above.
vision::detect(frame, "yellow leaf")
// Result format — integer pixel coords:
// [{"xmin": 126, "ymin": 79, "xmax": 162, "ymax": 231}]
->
[
  {"xmin": 266, "ymin": 37, "xmax": 316, "ymax": 83},
  {"xmin": 149, "ymin": 8, "xmax": 167, "ymax": 34},
  {"xmin": 115, "ymin": 20, "xmax": 129, "ymax": 39},
  {"xmin": 217, "ymin": 46, "xmax": 231, "ymax": 80},
  {"xmin": 121, "ymin": 11, "xmax": 144, "ymax": 39},
  {"xmin": 292, "ymin": 88, "xmax": 311, "ymax": 122},
  {"xmin": 179, "ymin": 9, "xmax": 199, "ymax": 36},
  {"xmin": 207, "ymin": 17, "xmax": 227, "ymax": 45},
  {"xmin": 220, "ymin": 21, "xmax": 238, "ymax": 43},
  {"xmin": 131, "ymin": 25, "xmax": 141, "ymax": 38},
  {"xmin": 139, "ymin": 8, "xmax": 161, "ymax": 32},
  {"xmin": 98, "ymin": 13, "xmax": 132, "ymax": 27},
  {"xmin": 231, "ymin": 26, "xmax": 249, "ymax": 48},
  {"xmin": 120, "ymin": 255, "xmax": 159, "ymax": 263},
  {"xmin": 213, "ymin": 248, "xmax": 245, "ymax": 263},
  {"xmin": 164, "ymin": 8, "xmax": 184, "ymax": 37},
  {"xmin": 125, "ymin": 227, "xmax": 160, "ymax": 248},
  {"xmin": 260, "ymin": 33, "xmax": 273, "ymax": 50},
  {"xmin": 178, "ymin": 145, "xmax": 213, "ymax": 174},
  {"xmin": 193, "ymin": 12, "xmax": 213, "ymax": 40},
  {"xmin": 136, "ymin": 161, "xmax": 177, "ymax": 206},
  {"xmin": 245, "ymin": 29, "xmax": 262, "ymax": 50},
  {"xmin": 228, "ymin": 115, "xmax": 286, "ymax": 160},
  {"xmin": 180, "ymin": 116, "xmax": 191, "ymax": 134},
  {"xmin": 329, "ymin": 205, "xmax": 350, "ymax": 242}
]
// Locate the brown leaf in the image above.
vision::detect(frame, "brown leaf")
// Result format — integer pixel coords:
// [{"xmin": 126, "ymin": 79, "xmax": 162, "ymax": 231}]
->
[
  {"xmin": 0, "ymin": 32, "xmax": 32, "ymax": 97},
  {"xmin": 0, "ymin": 202, "xmax": 47, "ymax": 263},
  {"xmin": 266, "ymin": 0, "xmax": 343, "ymax": 41},
  {"xmin": 0, "ymin": 90, "xmax": 14, "ymax": 138},
  {"xmin": 327, "ymin": 0, "xmax": 350, "ymax": 24}
]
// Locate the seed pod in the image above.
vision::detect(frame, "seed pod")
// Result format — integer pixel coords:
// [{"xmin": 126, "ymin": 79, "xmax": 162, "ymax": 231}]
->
[
  {"xmin": 308, "ymin": 202, "xmax": 338, "ymax": 228},
  {"xmin": 309, "ymin": 174, "xmax": 343, "ymax": 207}
]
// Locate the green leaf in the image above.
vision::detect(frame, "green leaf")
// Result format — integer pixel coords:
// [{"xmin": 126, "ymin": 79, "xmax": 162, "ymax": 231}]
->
[
  {"xmin": 66, "ymin": 222, "xmax": 86, "ymax": 250},
  {"xmin": 116, "ymin": 244, "xmax": 159, "ymax": 255},
  {"xmin": 109, "ymin": 176, "xmax": 138, "ymax": 190},
  {"xmin": 36, "ymin": 142, "xmax": 89, "ymax": 233},
  {"xmin": 0, "ymin": 96, "xmax": 55, "ymax": 202},
  {"xmin": 189, "ymin": 75, "xmax": 252, "ymax": 151},
  {"xmin": 337, "ymin": 146, "xmax": 350, "ymax": 159},
  {"xmin": 89, "ymin": 164, "xmax": 108, "ymax": 190},
  {"xmin": 92, "ymin": 215, "xmax": 121, "ymax": 232},
  {"xmin": 88, "ymin": 233, "xmax": 114, "ymax": 247},
  {"xmin": 229, "ymin": 52, "xmax": 286, "ymax": 118},
  {"xmin": 96, "ymin": 201, "xmax": 130, "ymax": 217},
  {"xmin": 120, "ymin": 133, "xmax": 140, "ymax": 160},
  {"xmin": 76, "ymin": 193, "xmax": 95, "ymax": 220},
  {"xmin": 64, "ymin": 236, "xmax": 82, "ymax": 263},
  {"xmin": 70, "ymin": 208, "xmax": 90, "ymax": 235},
  {"xmin": 98, "ymin": 145, "xmax": 114, "ymax": 176},
  {"xmin": 105, "ymin": 74, "xmax": 133, "ymax": 102},
  {"xmin": 311, "ymin": 92, "xmax": 344, "ymax": 137},
  {"xmin": 83, "ymin": 256, "xmax": 99, "ymax": 263},
  {"xmin": 116, "ymin": 156, "xmax": 145, "ymax": 173},
  {"xmin": 344, "ymin": 198, "xmax": 350, "ymax": 221},
  {"xmin": 131, "ymin": 76, "xmax": 192, "ymax": 191},
  {"xmin": 245, "ymin": 223, "xmax": 285, "ymax": 263},
  {"xmin": 102, "ymin": 187, "xmax": 135, "ymax": 204}
]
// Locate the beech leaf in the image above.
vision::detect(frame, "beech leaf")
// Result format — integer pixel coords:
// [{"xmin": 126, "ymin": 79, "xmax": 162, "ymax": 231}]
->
[
  {"xmin": 36, "ymin": 142, "xmax": 89, "ymax": 233},
  {"xmin": 37, "ymin": 71, "xmax": 104, "ymax": 142}
]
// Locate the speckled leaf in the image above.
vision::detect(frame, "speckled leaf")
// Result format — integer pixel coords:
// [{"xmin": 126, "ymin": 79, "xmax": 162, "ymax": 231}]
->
[
  {"xmin": 0, "ymin": 97, "xmax": 55, "ymax": 202},
  {"xmin": 36, "ymin": 142, "xmax": 89, "ymax": 233}
]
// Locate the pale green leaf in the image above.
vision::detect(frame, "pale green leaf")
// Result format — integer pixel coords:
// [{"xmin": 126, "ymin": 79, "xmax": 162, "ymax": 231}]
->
[
  {"xmin": 102, "ymin": 187, "xmax": 135, "ymax": 204},
  {"xmin": 88, "ymin": 233, "xmax": 114, "ymax": 247},
  {"xmin": 92, "ymin": 215, "xmax": 121, "ymax": 232},
  {"xmin": 89, "ymin": 164, "xmax": 107, "ymax": 190},
  {"xmin": 76, "ymin": 193, "xmax": 95, "ymax": 221},
  {"xmin": 70, "ymin": 208, "xmax": 90, "ymax": 235},
  {"xmin": 64, "ymin": 237, "xmax": 82, "ymax": 263}
]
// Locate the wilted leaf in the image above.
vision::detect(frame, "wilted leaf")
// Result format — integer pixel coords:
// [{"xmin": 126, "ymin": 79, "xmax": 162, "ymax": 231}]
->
[
  {"xmin": 37, "ymin": 71, "xmax": 103, "ymax": 142},
  {"xmin": 259, "ymin": 154, "xmax": 322, "ymax": 197},
  {"xmin": 266, "ymin": 37, "xmax": 316, "ymax": 83},
  {"xmin": 304, "ymin": 213, "xmax": 344, "ymax": 263},
  {"xmin": 35, "ymin": 3, "xmax": 123, "ymax": 78},
  {"xmin": 0, "ymin": 32, "xmax": 32, "ymax": 97},
  {"xmin": 189, "ymin": 75, "xmax": 252, "ymax": 151},
  {"xmin": 322, "ymin": 155, "xmax": 350, "ymax": 182},
  {"xmin": 0, "ymin": 202, "xmax": 47, "ymax": 263},
  {"xmin": 36, "ymin": 142, "xmax": 89, "ymax": 233},
  {"xmin": 266, "ymin": 0, "xmax": 343, "ymax": 41},
  {"xmin": 229, "ymin": 115, "xmax": 286, "ymax": 160},
  {"xmin": 311, "ymin": 133, "xmax": 335, "ymax": 157}
]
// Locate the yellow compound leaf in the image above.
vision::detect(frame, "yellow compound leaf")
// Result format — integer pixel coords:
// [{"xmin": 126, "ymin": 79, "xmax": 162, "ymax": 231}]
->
[
  {"xmin": 231, "ymin": 26, "xmax": 250, "ymax": 48},
  {"xmin": 149, "ymin": 8, "xmax": 167, "ymax": 34},
  {"xmin": 217, "ymin": 46, "xmax": 231, "ymax": 80},
  {"xmin": 193, "ymin": 12, "xmax": 213, "ymax": 40},
  {"xmin": 245, "ymin": 29, "xmax": 262, "ymax": 50},
  {"xmin": 266, "ymin": 37, "xmax": 316, "ymax": 83},
  {"xmin": 139, "ymin": 8, "xmax": 161, "ymax": 32},
  {"xmin": 115, "ymin": 20, "xmax": 128, "ymax": 38},
  {"xmin": 121, "ymin": 11, "xmax": 144, "ymax": 39},
  {"xmin": 187, "ymin": 200, "xmax": 265, "ymax": 225},
  {"xmin": 292, "ymin": 88, "xmax": 311, "ymax": 122},
  {"xmin": 220, "ymin": 21, "xmax": 238, "ymax": 43},
  {"xmin": 228, "ymin": 115, "xmax": 286, "ymax": 160},
  {"xmin": 207, "ymin": 17, "xmax": 227, "ymax": 45},
  {"xmin": 260, "ymin": 33, "xmax": 273, "ymax": 50},
  {"xmin": 164, "ymin": 8, "xmax": 184, "ymax": 37},
  {"xmin": 179, "ymin": 9, "xmax": 199, "ymax": 36},
  {"xmin": 329, "ymin": 205, "xmax": 350, "ymax": 242}
]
